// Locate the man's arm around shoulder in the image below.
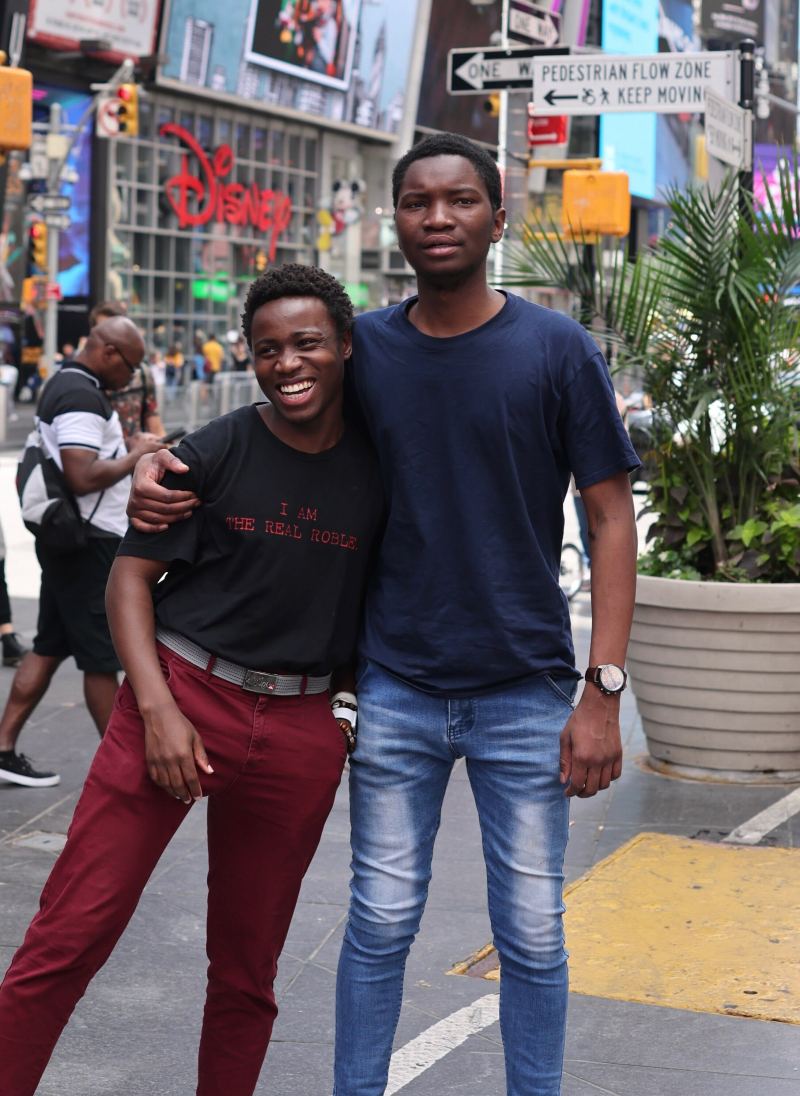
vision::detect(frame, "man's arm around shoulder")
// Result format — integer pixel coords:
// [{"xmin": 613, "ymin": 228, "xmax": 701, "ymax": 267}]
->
[{"xmin": 127, "ymin": 449, "xmax": 200, "ymax": 531}]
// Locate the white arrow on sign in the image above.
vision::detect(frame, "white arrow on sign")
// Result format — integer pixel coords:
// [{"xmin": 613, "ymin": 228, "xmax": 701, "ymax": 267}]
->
[
  {"xmin": 704, "ymin": 88, "xmax": 751, "ymax": 170},
  {"xmin": 447, "ymin": 46, "xmax": 566, "ymax": 95},
  {"xmin": 531, "ymin": 50, "xmax": 738, "ymax": 116},
  {"xmin": 28, "ymin": 193, "xmax": 71, "ymax": 214},
  {"xmin": 455, "ymin": 51, "xmax": 536, "ymax": 91},
  {"xmin": 509, "ymin": 4, "xmax": 560, "ymax": 48}
]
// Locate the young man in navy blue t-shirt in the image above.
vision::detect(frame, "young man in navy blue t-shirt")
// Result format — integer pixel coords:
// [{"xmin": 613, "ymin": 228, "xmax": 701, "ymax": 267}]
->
[{"xmin": 128, "ymin": 135, "xmax": 638, "ymax": 1096}]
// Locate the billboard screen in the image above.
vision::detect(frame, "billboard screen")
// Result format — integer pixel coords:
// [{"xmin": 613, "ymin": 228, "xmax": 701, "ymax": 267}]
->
[
  {"xmin": 160, "ymin": 0, "xmax": 419, "ymax": 134},
  {"xmin": 600, "ymin": 0, "xmax": 659, "ymax": 200},
  {"xmin": 700, "ymin": 0, "xmax": 764, "ymax": 43},
  {"xmin": 32, "ymin": 86, "xmax": 92, "ymax": 299},
  {"xmin": 246, "ymin": 0, "xmax": 361, "ymax": 91},
  {"xmin": 601, "ymin": 0, "xmax": 695, "ymax": 202},
  {"xmin": 27, "ymin": 0, "xmax": 162, "ymax": 62}
]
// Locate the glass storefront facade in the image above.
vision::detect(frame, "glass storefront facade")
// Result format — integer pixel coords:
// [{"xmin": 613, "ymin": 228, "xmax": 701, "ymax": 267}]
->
[{"xmin": 107, "ymin": 92, "xmax": 322, "ymax": 351}]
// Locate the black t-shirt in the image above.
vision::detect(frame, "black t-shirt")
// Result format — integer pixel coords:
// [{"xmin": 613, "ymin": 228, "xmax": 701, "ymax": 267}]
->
[{"xmin": 118, "ymin": 405, "xmax": 384, "ymax": 675}]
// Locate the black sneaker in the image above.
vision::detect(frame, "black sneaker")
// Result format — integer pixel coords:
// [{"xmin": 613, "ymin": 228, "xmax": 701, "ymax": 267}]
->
[
  {"xmin": 2, "ymin": 633, "xmax": 29, "ymax": 667},
  {"xmin": 0, "ymin": 751, "xmax": 60, "ymax": 788}
]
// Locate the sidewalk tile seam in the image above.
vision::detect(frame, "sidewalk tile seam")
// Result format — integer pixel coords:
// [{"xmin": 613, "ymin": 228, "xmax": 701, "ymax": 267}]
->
[{"xmin": 567, "ymin": 1060, "xmax": 799, "ymax": 1081}]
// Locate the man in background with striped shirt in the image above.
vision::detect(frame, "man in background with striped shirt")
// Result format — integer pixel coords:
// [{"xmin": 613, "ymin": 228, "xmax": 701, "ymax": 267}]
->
[{"xmin": 0, "ymin": 317, "xmax": 164, "ymax": 789}]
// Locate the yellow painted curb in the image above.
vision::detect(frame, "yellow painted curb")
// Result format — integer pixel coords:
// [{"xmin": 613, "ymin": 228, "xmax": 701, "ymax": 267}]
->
[{"xmin": 451, "ymin": 833, "xmax": 800, "ymax": 1024}]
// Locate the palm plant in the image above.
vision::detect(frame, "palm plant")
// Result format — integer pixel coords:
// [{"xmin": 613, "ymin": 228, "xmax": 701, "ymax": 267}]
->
[{"xmin": 504, "ymin": 164, "xmax": 800, "ymax": 582}]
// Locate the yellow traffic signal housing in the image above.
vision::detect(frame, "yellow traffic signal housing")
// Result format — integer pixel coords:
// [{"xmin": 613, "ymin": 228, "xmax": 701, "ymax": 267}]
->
[
  {"xmin": 29, "ymin": 222, "xmax": 47, "ymax": 270},
  {"xmin": 562, "ymin": 170, "xmax": 630, "ymax": 238},
  {"xmin": 484, "ymin": 93, "xmax": 501, "ymax": 117},
  {"xmin": 0, "ymin": 65, "xmax": 33, "ymax": 151},
  {"xmin": 116, "ymin": 83, "xmax": 139, "ymax": 136}
]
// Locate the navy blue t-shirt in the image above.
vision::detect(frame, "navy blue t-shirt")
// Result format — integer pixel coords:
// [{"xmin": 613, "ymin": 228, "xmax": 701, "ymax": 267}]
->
[{"xmin": 349, "ymin": 291, "xmax": 639, "ymax": 695}]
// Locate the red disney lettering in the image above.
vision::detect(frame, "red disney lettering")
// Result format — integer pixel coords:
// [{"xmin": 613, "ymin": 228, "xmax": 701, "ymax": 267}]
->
[{"xmin": 160, "ymin": 123, "xmax": 293, "ymax": 262}]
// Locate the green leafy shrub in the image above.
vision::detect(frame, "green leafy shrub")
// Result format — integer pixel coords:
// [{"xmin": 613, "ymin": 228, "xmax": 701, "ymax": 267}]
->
[{"xmin": 505, "ymin": 162, "xmax": 800, "ymax": 582}]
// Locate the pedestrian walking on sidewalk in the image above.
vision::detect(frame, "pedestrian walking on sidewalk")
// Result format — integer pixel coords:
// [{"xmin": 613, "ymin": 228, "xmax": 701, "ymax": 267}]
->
[
  {"xmin": 0, "ymin": 266, "xmax": 383, "ymax": 1096},
  {"xmin": 0, "ymin": 318, "xmax": 165, "ymax": 790},
  {"xmin": 127, "ymin": 134, "xmax": 639, "ymax": 1096}
]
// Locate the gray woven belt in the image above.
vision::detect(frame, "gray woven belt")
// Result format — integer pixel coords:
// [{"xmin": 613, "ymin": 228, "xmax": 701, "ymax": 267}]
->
[{"xmin": 156, "ymin": 628, "xmax": 331, "ymax": 696}]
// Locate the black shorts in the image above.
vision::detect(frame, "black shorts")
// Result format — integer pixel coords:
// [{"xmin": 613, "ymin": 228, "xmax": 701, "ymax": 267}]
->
[{"xmin": 33, "ymin": 537, "xmax": 121, "ymax": 673}]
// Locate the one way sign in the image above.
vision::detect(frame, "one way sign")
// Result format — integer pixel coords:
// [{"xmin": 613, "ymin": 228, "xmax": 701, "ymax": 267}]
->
[{"xmin": 448, "ymin": 46, "xmax": 568, "ymax": 95}]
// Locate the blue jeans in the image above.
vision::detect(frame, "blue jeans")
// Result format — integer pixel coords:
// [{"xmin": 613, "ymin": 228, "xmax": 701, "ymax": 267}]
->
[{"xmin": 334, "ymin": 661, "xmax": 577, "ymax": 1096}]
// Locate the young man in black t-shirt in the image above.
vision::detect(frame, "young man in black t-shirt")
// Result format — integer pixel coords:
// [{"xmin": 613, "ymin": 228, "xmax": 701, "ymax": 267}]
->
[{"xmin": 0, "ymin": 266, "xmax": 384, "ymax": 1096}]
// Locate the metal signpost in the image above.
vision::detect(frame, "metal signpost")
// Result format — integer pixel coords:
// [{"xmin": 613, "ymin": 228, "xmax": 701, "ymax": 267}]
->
[
  {"xmin": 506, "ymin": 0, "xmax": 560, "ymax": 49},
  {"xmin": 42, "ymin": 103, "xmax": 69, "ymax": 379},
  {"xmin": 448, "ymin": 46, "xmax": 567, "ymax": 94},
  {"xmin": 530, "ymin": 50, "xmax": 738, "ymax": 115}
]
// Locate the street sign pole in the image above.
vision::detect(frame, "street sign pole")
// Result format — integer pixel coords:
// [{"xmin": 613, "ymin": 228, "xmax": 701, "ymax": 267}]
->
[
  {"xmin": 43, "ymin": 101, "xmax": 63, "ymax": 382},
  {"xmin": 738, "ymin": 39, "xmax": 755, "ymax": 209}
]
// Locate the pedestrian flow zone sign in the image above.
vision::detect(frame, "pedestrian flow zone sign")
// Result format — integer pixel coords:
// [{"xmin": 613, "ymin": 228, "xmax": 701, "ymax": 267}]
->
[
  {"xmin": 530, "ymin": 51, "xmax": 738, "ymax": 115},
  {"xmin": 449, "ymin": 46, "xmax": 567, "ymax": 94}
]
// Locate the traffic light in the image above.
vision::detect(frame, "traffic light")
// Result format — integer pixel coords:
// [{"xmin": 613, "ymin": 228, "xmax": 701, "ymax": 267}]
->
[
  {"xmin": 116, "ymin": 83, "xmax": 139, "ymax": 137},
  {"xmin": 29, "ymin": 223, "xmax": 47, "ymax": 271},
  {"xmin": 562, "ymin": 171, "xmax": 630, "ymax": 238},
  {"xmin": 0, "ymin": 63, "xmax": 33, "ymax": 151},
  {"xmin": 483, "ymin": 93, "xmax": 501, "ymax": 118}
]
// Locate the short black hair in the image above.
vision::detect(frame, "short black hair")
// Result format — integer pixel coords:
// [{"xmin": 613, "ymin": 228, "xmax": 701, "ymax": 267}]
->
[
  {"xmin": 241, "ymin": 263, "xmax": 354, "ymax": 346},
  {"xmin": 392, "ymin": 133, "xmax": 503, "ymax": 211}
]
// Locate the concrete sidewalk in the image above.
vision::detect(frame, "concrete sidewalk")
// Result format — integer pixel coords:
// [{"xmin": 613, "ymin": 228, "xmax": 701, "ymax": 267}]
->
[{"xmin": 0, "ymin": 586, "xmax": 797, "ymax": 1095}]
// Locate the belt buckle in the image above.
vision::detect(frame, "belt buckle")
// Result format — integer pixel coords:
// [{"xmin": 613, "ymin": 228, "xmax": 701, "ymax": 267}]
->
[{"xmin": 243, "ymin": 670, "xmax": 279, "ymax": 693}]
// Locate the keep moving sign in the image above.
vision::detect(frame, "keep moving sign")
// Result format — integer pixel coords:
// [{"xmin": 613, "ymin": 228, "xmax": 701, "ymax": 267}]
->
[{"xmin": 531, "ymin": 51, "xmax": 738, "ymax": 115}]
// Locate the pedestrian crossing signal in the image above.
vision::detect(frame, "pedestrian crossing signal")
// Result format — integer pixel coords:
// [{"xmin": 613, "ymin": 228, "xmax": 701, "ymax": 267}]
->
[
  {"xmin": 29, "ymin": 223, "xmax": 47, "ymax": 271},
  {"xmin": 116, "ymin": 84, "xmax": 139, "ymax": 137}
]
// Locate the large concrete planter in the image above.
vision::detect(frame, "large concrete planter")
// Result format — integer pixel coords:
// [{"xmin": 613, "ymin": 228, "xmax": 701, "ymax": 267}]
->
[{"xmin": 628, "ymin": 575, "xmax": 800, "ymax": 781}]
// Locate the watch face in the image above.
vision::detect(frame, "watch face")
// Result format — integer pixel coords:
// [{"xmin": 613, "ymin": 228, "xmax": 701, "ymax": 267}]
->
[{"xmin": 599, "ymin": 664, "xmax": 625, "ymax": 692}]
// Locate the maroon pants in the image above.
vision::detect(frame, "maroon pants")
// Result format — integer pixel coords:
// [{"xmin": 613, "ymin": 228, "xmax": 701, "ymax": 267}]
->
[{"xmin": 0, "ymin": 645, "xmax": 346, "ymax": 1096}]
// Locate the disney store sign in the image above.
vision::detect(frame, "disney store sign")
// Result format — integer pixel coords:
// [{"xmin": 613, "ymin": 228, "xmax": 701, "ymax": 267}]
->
[{"xmin": 160, "ymin": 124, "xmax": 293, "ymax": 261}]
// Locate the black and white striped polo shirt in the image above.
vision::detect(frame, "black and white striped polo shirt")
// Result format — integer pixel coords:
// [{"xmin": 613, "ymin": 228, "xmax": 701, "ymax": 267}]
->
[{"xmin": 36, "ymin": 364, "xmax": 129, "ymax": 538}]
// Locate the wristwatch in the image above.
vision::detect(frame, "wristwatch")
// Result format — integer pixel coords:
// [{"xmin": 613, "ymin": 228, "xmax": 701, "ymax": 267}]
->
[{"xmin": 585, "ymin": 664, "xmax": 628, "ymax": 695}]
